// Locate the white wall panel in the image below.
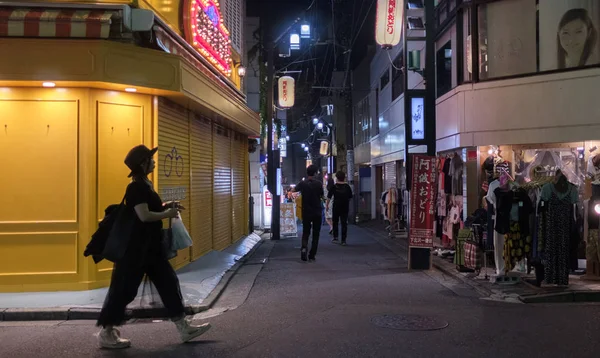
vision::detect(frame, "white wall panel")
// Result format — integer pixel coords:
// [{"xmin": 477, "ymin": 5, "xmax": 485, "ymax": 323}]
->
[{"xmin": 435, "ymin": 68, "xmax": 600, "ymax": 150}]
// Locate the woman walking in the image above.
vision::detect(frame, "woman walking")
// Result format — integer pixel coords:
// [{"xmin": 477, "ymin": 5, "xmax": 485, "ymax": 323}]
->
[
  {"xmin": 324, "ymin": 176, "xmax": 335, "ymax": 235},
  {"xmin": 96, "ymin": 145, "xmax": 210, "ymax": 349}
]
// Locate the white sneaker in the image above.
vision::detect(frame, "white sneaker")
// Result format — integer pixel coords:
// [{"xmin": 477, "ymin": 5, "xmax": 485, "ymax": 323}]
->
[
  {"xmin": 174, "ymin": 316, "xmax": 211, "ymax": 343},
  {"xmin": 98, "ymin": 327, "xmax": 131, "ymax": 349}
]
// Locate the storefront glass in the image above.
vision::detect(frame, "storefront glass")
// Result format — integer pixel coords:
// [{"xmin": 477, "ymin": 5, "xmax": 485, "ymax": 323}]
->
[{"xmin": 478, "ymin": 0, "xmax": 600, "ymax": 80}]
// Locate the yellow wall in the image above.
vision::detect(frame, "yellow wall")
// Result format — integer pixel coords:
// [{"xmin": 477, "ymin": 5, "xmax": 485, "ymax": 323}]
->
[{"xmin": 0, "ymin": 87, "xmax": 153, "ymax": 292}]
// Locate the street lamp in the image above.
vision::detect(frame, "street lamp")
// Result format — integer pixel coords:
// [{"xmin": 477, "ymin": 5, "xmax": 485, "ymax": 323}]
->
[
  {"xmin": 301, "ymin": 143, "xmax": 306, "ymax": 148},
  {"xmin": 304, "ymin": 146, "xmax": 309, "ymax": 152},
  {"xmin": 317, "ymin": 122, "xmax": 324, "ymax": 130},
  {"xmin": 312, "ymin": 117, "xmax": 319, "ymax": 125},
  {"xmin": 237, "ymin": 65, "xmax": 246, "ymax": 78}
]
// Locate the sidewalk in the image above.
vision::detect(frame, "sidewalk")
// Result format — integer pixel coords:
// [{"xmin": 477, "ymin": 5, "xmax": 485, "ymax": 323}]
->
[
  {"xmin": 358, "ymin": 220, "xmax": 600, "ymax": 303},
  {"xmin": 0, "ymin": 233, "xmax": 264, "ymax": 322}
]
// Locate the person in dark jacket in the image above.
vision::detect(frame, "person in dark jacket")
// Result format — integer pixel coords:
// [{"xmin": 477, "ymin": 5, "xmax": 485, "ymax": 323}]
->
[
  {"xmin": 96, "ymin": 145, "xmax": 210, "ymax": 349},
  {"xmin": 327, "ymin": 171, "xmax": 353, "ymax": 245},
  {"xmin": 293, "ymin": 164, "xmax": 324, "ymax": 261}
]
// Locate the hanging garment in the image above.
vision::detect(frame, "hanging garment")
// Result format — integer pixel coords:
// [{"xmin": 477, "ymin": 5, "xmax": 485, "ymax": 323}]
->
[
  {"xmin": 449, "ymin": 155, "xmax": 464, "ymax": 196},
  {"xmin": 386, "ymin": 187, "xmax": 398, "ymax": 221},
  {"xmin": 542, "ymin": 183, "xmax": 578, "ymax": 286},
  {"xmin": 503, "ymin": 222, "xmax": 532, "ymax": 273},
  {"xmin": 438, "ymin": 157, "xmax": 446, "ymax": 194},
  {"xmin": 443, "ymin": 158, "xmax": 452, "ymax": 194},
  {"xmin": 437, "ymin": 193, "xmax": 447, "ymax": 217}
]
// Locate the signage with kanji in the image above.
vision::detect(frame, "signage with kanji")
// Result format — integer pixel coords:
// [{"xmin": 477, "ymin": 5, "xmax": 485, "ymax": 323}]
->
[{"xmin": 409, "ymin": 155, "xmax": 437, "ymax": 248}]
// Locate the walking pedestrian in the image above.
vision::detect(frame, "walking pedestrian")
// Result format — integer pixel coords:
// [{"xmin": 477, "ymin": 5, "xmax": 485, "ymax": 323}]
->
[
  {"xmin": 96, "ymin": 145, "xmax": 211, "ymax": 349},
  {"xmin": 293, "ymin": 164, "xmax": 324, "ymax": 261},
  {"xmin": 324, "ymin": 176, "xmax": 335, "ymax": 235},
  {"xmin": 327, "ymin": 171, "xmax": 353, "ymax": 245}
]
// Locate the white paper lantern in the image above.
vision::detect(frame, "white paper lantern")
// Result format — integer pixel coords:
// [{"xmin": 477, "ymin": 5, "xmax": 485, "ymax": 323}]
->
[
  {"xmin": 375, "ymin": 0, "xmax": 405, "ymax": 48},
  {"xmin": 278, "ymin": 76, "xmax": 295, "ymax": 108}
]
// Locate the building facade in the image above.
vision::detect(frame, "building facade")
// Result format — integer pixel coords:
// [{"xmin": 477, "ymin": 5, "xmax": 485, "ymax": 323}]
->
[
  {"xmin": 364, "ymin": 5, "xmax": 426, "ymax": 219},
  {"xmin": 434, "ymin": 0, "xmax": 600, "ymax": 217},
  {"xmin": 0, "ymin": 0, "xmax": 259, "ymax": 293}
]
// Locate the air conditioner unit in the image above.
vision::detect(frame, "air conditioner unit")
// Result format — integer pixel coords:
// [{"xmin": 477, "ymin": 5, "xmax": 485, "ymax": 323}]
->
[{"xmin": 122, "ymin": 7, "xmax": 154, "ymax": 32}]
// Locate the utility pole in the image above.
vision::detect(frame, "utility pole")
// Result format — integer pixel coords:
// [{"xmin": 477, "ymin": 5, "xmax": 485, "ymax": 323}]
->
[{"xmin": 264, "ymin": 24, "xmax": 281, "ymax": 240}]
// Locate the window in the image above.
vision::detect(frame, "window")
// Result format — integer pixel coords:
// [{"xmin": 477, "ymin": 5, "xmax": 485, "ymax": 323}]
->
[
  {"xmin": 374, "ymin": 88, "xmax": 380, "ymax": 135},
  {"xmin": 436, "ymin": 41, "xmax": 452, "ymax": 97},
  {"xmin": 391, "ymin": 51, "xmax": 404, "ymax": 101},
  {"xmin": 380, "ymin": 69, "xmax": 390, "ymax": 90},
  {"xmin": 478, "ymin": 0, "xmax": 536, "ymax": 80},
  {"xmin": 478, "ymin": 0, "xmax": 600, "ymax": 80},
  {"xmin": 463, "ymin": 7, "xmax": 472, "ymax": 82},
  {"xmin": 222, "ymin": 0, "xmax": 243, "ymax": 53},
  {"xmin": 354, "ymin": 96, "xmax": 371, "ymax": 146}
]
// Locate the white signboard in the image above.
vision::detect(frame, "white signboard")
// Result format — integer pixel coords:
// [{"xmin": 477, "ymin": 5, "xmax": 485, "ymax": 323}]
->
[{"xmin": 411, "ymin": 97, "xmax": 425, "ymax": 140}]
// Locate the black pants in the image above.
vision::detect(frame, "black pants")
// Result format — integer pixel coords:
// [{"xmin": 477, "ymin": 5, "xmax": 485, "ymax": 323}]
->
[
  {"xmin": 332, "ymin": 207, "xmax": 349, "ymax": 242},
  {"xmin": 96, "ymin": 258, "xmax": 185, "ymax": 327},
  {"xmin": 302, "ymin": 215, "xmax": 322, "ymax": 259}
]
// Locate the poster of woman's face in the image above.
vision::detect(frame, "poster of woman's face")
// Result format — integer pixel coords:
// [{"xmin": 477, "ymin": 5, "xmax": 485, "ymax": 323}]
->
[{"xmin": 540, "ymin": 0, "xmax": 600, "ymax": 71}]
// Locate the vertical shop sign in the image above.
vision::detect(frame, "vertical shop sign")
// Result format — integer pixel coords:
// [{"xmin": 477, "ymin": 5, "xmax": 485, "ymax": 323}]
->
[
  {"xmin": 265, "ymin": 190, "xmax": 273, "ymax": 207},
  {"xmin": 409, "ymin": 155, "xmax": 437, "ymax": 248}
]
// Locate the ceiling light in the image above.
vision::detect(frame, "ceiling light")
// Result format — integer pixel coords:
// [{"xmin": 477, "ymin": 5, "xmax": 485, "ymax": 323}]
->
[
  {"xmin": 42, "ymin": 82, "xmax": 56, "ymax": 88},
  {"xmin": 125, "ymin": 88, "xmax": 137, "ymax": 93}
]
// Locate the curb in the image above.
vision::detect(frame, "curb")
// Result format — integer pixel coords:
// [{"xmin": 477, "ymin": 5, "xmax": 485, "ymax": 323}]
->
[
  {"xmin": 519, "ymin": 290, "xmax": 600, "ymax": 304},
  {"xmin": 0, "ymin": 236, "xmax": 266, "ymax": 322},
  {"xmin": 429, "ymin": 256, "xmax": 494, "ymax": 298}
]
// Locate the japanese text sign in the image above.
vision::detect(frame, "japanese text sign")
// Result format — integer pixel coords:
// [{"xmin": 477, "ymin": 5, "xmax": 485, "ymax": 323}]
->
[{"xmin": 409, "ymin": 155, "xmax": 437, "ymax": 248}]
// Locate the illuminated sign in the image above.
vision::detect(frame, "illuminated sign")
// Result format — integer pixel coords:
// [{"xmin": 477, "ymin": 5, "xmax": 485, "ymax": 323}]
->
[
  {"xmin": 278, "ymin": 76, "xmax": 295, "ymax": 108},
  {"xmin": 375, "ymin": 0, "xmax": 404, "ymax": 48},
  {"xmin": 410, "ymin": 97, "xmax": 425, "ymax": 140},
  {"xmin": 183, "ymin": 0, "xmax": 232, "ymax": 76}
]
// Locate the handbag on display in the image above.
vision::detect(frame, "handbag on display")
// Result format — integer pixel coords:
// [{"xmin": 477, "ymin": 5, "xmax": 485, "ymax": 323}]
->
[{"xmin": 171, "ymin": 213, "xmax": 193, "ymax": 251}]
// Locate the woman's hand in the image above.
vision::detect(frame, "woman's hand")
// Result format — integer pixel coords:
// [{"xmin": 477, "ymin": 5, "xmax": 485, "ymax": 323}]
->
[{"xmin": 163, "ymin": 208, "xmax": 180, "ymax": 219}]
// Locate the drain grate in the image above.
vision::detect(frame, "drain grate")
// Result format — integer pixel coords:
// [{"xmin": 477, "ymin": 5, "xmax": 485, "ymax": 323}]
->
[{"xmin": 371, "ymin": 314, "xmax": 449, "ymax": 331}]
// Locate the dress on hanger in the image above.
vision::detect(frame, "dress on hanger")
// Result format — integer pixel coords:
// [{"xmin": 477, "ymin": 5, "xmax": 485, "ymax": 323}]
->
[{"xmin": 541, "ymin": 182, "xmax": 578, "ymax": 285}]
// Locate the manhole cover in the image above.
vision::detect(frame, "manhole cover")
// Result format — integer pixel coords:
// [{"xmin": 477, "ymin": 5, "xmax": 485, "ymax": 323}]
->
[{"xmin": 371, "ymin": 314, "xmax": 449, "ymax": 331}]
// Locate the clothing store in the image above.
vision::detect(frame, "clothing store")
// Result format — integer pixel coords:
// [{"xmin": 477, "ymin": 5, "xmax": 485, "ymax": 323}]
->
[
  {"xmin": 435, "ymin": 150, "xmax": 465, "ymax": 251},
  {"xmin": 457, "ymin": 142, "xmax": 600, "ymax": 287}
]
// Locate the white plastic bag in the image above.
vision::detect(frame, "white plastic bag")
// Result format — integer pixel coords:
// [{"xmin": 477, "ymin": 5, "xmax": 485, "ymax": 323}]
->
[{"xmin": 170, "ymin": 214, "xmax": 193, "ymax": 251}]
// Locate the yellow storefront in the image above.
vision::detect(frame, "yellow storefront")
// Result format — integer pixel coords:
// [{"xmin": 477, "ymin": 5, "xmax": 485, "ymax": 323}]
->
[{"xmin": 0, "ymin": 1, "xmax": 258, "ymax": 292}]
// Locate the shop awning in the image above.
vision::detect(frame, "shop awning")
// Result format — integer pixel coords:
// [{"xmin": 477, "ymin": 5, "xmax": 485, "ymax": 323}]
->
[{"xmin": 0, "ymin": 8, "xmax": 116, "ymax": 38}]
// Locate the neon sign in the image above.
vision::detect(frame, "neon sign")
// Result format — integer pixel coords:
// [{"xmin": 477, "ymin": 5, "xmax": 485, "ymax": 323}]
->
[{"xmin": 184, "ymin": 0, "xmax": 232, "ymax": 76}]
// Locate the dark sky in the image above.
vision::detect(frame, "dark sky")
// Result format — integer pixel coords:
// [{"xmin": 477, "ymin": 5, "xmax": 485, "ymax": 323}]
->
[{"xmin": 246, "ymin": 0, "xmax": 376, "ymax": 129}]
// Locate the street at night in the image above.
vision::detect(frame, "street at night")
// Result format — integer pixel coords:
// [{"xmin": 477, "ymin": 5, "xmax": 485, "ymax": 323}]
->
[{"xmin": 2, "ymin": 226, "xmax": 599, "ymax": 357}]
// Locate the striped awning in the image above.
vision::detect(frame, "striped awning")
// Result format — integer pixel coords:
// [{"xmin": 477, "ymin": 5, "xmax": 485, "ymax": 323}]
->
[{"xmin": 0, "ymin": 8, "xmax": 116, "ymax": 38}]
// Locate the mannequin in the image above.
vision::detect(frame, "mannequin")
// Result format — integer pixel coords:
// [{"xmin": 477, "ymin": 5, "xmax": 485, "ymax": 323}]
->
[
  {"xmin": 486, "ymin": 175, "xmax": 505, "ymax": 275},
  {"xmin": 587, "ymin": 153, "xmax": 600, "ymax": 197}
]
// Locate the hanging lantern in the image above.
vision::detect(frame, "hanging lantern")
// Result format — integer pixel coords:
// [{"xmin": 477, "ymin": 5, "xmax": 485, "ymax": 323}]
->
[
  {"xmin": 375, "ymin": 0, "xmax": 405, "ymax": 49},
  {"xmin": 278, "ymin": 76, "xmax": 295, "ymax": 108},
  {"xmin": 319, "ymin": 141, "xmax": 329, "ymax": 156}
]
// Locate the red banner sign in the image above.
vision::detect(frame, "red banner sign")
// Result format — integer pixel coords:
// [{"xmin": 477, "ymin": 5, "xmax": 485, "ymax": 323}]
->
[
  {"xmin": 265, "ymin": 190, "xmax": 273, "ymax": 207},
  {"xmin": 409, "ymin": 155, "xmax": 437, "ymax": 248}
]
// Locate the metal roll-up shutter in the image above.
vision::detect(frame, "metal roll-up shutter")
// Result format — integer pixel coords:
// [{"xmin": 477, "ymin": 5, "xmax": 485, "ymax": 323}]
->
[
  {"xmin": 213, "ymin": 124, "xmax": 232, "ymax": 250},
  {"xmin": 158, "ymin": 98, "xmax": 191, "ymax": 267},
  {"xmin": 190, "ymin": 114, "xmax": 213, "ymax": 259},
  {"xmin": 231, "ymin": 132, "xmax": 245, "ymax": 242},
  {"xmin": 384, "ymin": 161, "xmax": 397, "ymax": 190}
]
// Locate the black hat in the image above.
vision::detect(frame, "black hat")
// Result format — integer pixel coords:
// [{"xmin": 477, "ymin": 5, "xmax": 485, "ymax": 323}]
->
[{"xmin": 125, "ymin": 145, "xmax": 158, "ymax": 177}]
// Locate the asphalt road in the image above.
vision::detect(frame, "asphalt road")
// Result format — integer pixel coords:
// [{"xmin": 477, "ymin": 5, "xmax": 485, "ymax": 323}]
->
[{"xmin": 2, "ymin": 225, "xmax": 600, "ymax": 358}]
